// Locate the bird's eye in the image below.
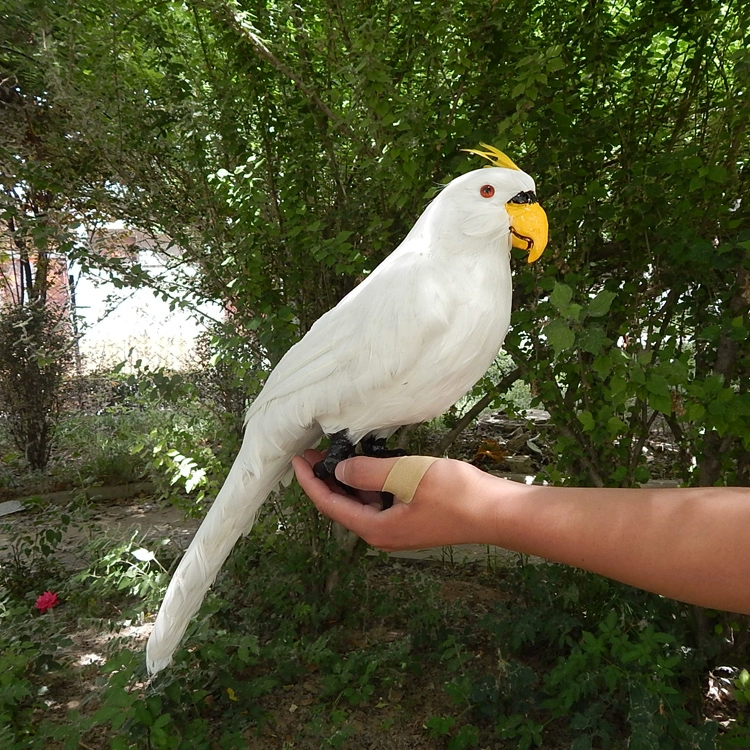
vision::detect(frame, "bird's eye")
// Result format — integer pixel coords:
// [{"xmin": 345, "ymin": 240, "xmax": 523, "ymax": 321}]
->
[{"xmin": 480, "ymin": 184, "xmax": 495, "ymax": 198}]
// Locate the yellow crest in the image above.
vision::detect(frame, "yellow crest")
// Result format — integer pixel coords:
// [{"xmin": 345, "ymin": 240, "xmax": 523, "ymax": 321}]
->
[{"xmin": 462, "ymin": 143, "xmax": 521, "ymax": 171}]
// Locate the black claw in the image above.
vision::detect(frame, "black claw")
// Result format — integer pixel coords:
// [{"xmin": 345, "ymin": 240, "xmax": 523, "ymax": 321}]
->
[
  {"xmin": 314, "ymin": 430, "xmax": 356, "ymax": 481},
  {"xmin": 313, "ymin": 461, "xmax": 331, "ymax": 480},
  {"xmin": 313, "ymin": 431, "xmax": 408, "ymax": 511}
]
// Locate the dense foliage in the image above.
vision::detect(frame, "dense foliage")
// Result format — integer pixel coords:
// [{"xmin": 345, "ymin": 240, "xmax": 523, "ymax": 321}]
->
[
  {"xmin": 1, "ymin": 0, "xmax": 750, "ymax": 747},
  {"xmin": 1, "ymin": 471, "xmax": 748, "ymax": 748},
  {"xmin": 3, "ymin": 0, "xmax": 748, "ymax": 483},
  {"xmin": 0, "ymin": 303, "xmax": 72, "ymax": 469}
]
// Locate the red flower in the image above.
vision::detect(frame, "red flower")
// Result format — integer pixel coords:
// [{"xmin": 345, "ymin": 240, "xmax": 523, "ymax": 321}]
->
[{"xmin": 35, "ymin": 591, "xmax": 59, "ymax": 613}]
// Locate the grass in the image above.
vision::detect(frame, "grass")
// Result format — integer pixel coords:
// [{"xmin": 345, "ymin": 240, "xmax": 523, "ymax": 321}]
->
[
  {"xmin": 0, "ymin": 401, "xmax": 231, "ymax": 508},
  {"xmin": 0, "ymin": 410, "xmax": 152, "ymax": 499}
]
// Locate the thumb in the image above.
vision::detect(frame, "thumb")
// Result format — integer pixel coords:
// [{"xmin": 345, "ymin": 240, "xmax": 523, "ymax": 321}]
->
[{"xmin": 334, "ymin": 455, "xmax": 400, "ymax": 491}]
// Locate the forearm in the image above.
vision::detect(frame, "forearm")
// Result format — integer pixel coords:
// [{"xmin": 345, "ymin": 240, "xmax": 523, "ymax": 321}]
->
[
  {"xmin": 295, "ymin": 452, "xmax": 750, "ymax": 614},
  {"xmin": 489, "ymin": 478, "xmax": 750, "ymax": 614}
]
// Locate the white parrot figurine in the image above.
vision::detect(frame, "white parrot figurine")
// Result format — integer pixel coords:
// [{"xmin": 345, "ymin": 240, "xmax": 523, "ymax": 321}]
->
[{"xmin": 146, "ymin": 146, "xmax": 548, "ymax": 674}]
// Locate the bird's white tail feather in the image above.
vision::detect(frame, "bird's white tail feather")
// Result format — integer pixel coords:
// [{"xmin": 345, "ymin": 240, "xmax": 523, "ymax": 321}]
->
[{"xmin": 146, "ymin": 424, "xmax": 317, "ymax": 674}]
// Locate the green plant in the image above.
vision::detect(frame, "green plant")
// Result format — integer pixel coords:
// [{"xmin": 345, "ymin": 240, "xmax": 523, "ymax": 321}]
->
[
  {"xmin": 78, "ymin": 430, "xmax": 147, "ymax": 486},
  {"xmin": 495, "ymin": 713, "xmax": 543, "ymax": 750},
  {"xmin": 735, "ymin": 669, "xmax": 750, "ymax": 705},
  {"xmin": 0, "ymin": 590, "xmax": 76, "ymax": 749},
  {"xmin": 0, "ymin": 303, "xmax": 73, "ymax": 470},
  {"xmin": 426, "ymin": 714, "xmax": 480, "ymax": 750},
  {"xmin": 0, "ymin": 637, "xmax": 36, "ymax": 742},
  {"xmin": 70, "ymin": 532, "xmax": 171, "ymax": 615},
  {"xmin": 112, "ymin": 368, "xmax": 231, "ymax": 511},
  {"xmin": 35, "ymin": 407, "xmax": 159, "ymax": 489},
  {"xmin": 480, "ymin": 560, "xmax": 742, "ymax": 748},
  {"xmin": 0, "ymin": 498, "xmax": 77, "ymax": 597},
  {"xmin": 542, "ymin": 610, "xmax": 685, "ymax": 745}
]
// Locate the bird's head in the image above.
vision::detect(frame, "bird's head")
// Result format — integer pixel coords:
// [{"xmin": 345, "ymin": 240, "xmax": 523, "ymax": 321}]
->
[{"xmin": 437, "ymin": 145, "xmax": 548, "ymax": 263}]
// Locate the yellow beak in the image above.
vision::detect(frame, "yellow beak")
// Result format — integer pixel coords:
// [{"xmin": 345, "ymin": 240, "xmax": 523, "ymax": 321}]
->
[{"xmin": 506, "ymin": 202, "xmax": 549, "ymax": 263}]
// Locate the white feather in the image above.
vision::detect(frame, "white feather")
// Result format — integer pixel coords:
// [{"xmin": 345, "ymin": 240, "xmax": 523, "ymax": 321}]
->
[{"xmin": 145, "ymin": 166, "xmax": 536, "ymax": 674}]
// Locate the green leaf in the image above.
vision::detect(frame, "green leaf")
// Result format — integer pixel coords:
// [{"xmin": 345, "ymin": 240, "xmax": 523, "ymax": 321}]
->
[
  {"xmin": 685, "ymin": 402, "xmax": 706, "ymax": 421},
  {"xmin": 646, "ymin": 375, "xmax": 670, "ymax": 398},
  {"xmin": 579, "ymin": 325, "xmax": 609, "ymax": 355},
  {"xmin": 563, "ymin": 303, "xmax": 584, "ymax": 322},
  {"xmin": 577, "ymin": 410, "xmax": 595, "ymax": 431},
  {"xmin": 549, "ymin": 282, "xmax": 574, "ymax": 310},
  {"xmin": 587, "ymin": 290, "xmax": 616, "ymax": 317},
  {"xmin": 609, "ymin": 374, "xmax": 627, "ymax": 395},
  {"xmin": 637, "ymin": 350, "xmax": 653, "ymax": 366},
  {"xmin": 648, "ymin": 392, "xmax": 673, "ymax": 414},
  {"xmin": 425, "ymin": 715, "xmax": 455, "ymax": 737},
  {"xmin": 592, "ymin": 354, "xmax": 612, "ymax": 378},
  {"xmin": 543, "ymin": 318, "xmax": 575, "ymax": 357}
]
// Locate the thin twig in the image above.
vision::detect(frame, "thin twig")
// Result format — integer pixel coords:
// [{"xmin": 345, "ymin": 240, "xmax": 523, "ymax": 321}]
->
[
  {"xmin": 218, "ymin": 0, "xmax": 359, "ymax": 144},
  {"xmin": 435, "ymin": 367, "xmax": 522, "ymax": 455}
]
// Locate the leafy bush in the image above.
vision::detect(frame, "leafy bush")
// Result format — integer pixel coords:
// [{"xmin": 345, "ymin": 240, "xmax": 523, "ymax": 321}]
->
[
  {"xmin": 476, "ymin": 560, "xmax": 748, "ymax": 748},
  {"xmin": 69, "ymin": 532, "xmax": 171, "ymax": 616},
  {"xmin": 0, "ymin": 302, "xmax": 73, "ymax": 470},
  {"xmin": 0, "ymin": 590, "xmax": 76, "ymax": 749},
  {"xmin": 2, "ymin": 501, "xmax": 750, "ymax": 749},
  {"xmin": 0, "ymin": 498, "xmax": 78, "ymax": 597}
]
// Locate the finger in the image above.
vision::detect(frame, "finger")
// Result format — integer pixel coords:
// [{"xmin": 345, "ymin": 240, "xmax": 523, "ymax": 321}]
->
[
  {"xmin": 293, "ymin": 454, "xmax": 343, "ymax": 497},
  {"xmin": 296, "ymin": 451, "xmax": 383, "ymax": 506},
  {"xmin": 334, "ymin": 455, "xmax": 401, "ymax": 491},
  {"xmin": 292, "ymin": 455, "xmax": 382, "ymax": 532},
  {"xmin": 302, "ymin": 448, "xmax": 325, "ymax": 466},
  {"xmin": 292, "ymin": 453, "xmax": 317, "ymax": 484},
  {"xmin": 317, "ymin": 491, "xmax": 383, "ymax": 533}
]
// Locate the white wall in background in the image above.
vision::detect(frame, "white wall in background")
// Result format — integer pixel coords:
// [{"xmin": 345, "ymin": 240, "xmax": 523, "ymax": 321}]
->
[{"xmin": 71, "ymin": 251, "xmax": 222, "ymax": 372}]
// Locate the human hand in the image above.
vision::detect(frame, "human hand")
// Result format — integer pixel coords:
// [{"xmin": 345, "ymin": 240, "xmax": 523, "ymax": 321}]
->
[{"xmin": 292, "ymin": 449, "xmax": 500, "ymax": 551}]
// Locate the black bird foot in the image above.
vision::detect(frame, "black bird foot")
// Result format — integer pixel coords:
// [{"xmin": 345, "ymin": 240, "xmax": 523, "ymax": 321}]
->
[
  {"xmin": 360, "ymin": 435, "xmax": 408, "ymax": 459},
  {"xmin": 313, "ymin": 430, "xmax": 357, "ymax": 481},
  {"xmin": 312, "ymin": 432, "xmax": 409, "ymax": 510}
]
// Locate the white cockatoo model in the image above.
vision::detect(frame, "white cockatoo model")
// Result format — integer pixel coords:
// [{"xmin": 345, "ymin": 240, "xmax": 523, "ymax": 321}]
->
[{"xmin": 146, "ymin": 146, "xmax": 548, "ymax": 674}]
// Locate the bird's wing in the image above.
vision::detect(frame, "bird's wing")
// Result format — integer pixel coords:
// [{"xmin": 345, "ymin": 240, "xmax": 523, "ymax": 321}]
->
[{"xmin": 247, "ymin": 240, "xmax": 454, "ymax": 422}]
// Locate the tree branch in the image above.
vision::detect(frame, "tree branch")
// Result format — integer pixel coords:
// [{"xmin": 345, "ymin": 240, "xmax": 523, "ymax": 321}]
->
[
  {"xmin": 435, "ymin": 367, "xmax": 522, "ymax": 455},
  {"xmin": 218, "ymin": 1, "xmax": 356, "ymax": 141}
]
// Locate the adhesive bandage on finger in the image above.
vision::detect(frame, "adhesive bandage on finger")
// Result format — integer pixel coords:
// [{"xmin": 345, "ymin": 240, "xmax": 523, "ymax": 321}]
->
[{"xmin": 381, "ymin": 456, "xmax": 439, "ymax": 504}]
